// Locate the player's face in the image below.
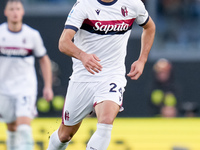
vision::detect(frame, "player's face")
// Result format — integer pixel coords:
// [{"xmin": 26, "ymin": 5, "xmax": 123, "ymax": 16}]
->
[{"xmin": 4, "ymin": 2, "xmax": 24, "ymax": 24}]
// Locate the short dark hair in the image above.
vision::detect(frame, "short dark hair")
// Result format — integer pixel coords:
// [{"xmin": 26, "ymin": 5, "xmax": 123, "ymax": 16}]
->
[
  {"xmin": 6, "ymin": 0, "xmax": 22, "ymax": 3},
  {"xmin": 5, "ymin": 0, "xmax": 23, "ymax": 7}
]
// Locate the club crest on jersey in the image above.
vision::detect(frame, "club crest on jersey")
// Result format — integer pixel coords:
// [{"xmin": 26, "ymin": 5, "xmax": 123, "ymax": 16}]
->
[
  {"xmin": 23, "ymin": 38, "xmax": 26, "ymax": 44},
  {"xmin": 121, "ymin": 6, "xmax": 128, "ymax": 17},
  {"xmin": 65, "ymin": 110, "xmax": 70, "ymax": 121}
]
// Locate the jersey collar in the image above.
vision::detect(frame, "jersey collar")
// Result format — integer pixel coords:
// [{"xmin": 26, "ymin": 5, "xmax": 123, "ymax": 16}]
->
[{"xmin": 97, "ymin": 0, "xmax": 118, "ymax": 6}]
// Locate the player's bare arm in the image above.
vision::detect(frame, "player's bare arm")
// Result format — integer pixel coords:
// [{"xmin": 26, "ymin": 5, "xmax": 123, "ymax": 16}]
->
[
  {"xmin": 127, "ymin": 17, "xmax": 156, "ymax": 80},
  {"xmin": 39, "ymin": 55, "xmax": 54, "ymax": 102},
  {"xmin": 59, "ymin": 29, "xmax": 102, "ymax": 74}
]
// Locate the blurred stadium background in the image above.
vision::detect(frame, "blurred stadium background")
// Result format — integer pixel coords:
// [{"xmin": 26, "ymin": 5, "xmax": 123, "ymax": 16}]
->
[{"xmin": 0, "ymin": 0, "xmax": 200, "ymax": 150}]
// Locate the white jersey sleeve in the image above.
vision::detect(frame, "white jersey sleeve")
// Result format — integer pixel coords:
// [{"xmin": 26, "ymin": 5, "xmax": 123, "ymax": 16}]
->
[
  {"xmin": 33, "ymin": 30, "xmax": 47, "ymax": 58},
  {"xmin": 134, "ymin": 0, "xmax": 149, "ymax": 26},
  {"xmin": 65, "ymin": 0, "xmax": 87, "ymax": 31}
]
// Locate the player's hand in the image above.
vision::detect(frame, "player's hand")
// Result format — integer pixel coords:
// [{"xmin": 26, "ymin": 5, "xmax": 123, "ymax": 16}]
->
[
  {"xmin": 127, "ymin": 60, "xmax": 145, "ymax": 80},
  {"xmin": 43, "ymin": 87, "xmax": 54, "ymax": 102},
  {"xmin": 80, "ymin": 52, "xmax": 102, "ymax": 74}
]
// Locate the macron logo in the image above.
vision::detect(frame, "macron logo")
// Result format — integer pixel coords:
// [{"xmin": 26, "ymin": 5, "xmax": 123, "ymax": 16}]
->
[{"xmin": 95, "ymin": 9, "xmax": 100, "ymax": 15}]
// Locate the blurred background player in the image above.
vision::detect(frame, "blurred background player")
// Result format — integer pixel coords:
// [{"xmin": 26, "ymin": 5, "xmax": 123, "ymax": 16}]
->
[
  {"xmin": 149, "ymin": 58, "xmax": 179, "ymax": 117},
  {"xmin": 0, "ymin": 0, "xmax": 54, "ymax": 150},
  {"xmin": 47, "ymin": 0, "xmax": 155, "ymax": 150}
]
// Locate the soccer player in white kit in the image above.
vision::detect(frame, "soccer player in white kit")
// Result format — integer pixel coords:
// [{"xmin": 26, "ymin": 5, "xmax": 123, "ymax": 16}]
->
[
  {"xmin": 0, "ymin": 0, "xmax": 54, "ymax": 150},
  {"xmin": 47, "ymin": 0, "xmax": 155, "ymax": 149}
]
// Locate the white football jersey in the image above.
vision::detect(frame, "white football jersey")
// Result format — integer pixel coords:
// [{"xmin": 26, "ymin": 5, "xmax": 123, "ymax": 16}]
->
[
  {"xmin": 65, "ymin": 0, "xmax": 149, "ymax": 82},
  {"xmin": 0, "ymin": 23, "xmax": 47, "ymax": 96}
]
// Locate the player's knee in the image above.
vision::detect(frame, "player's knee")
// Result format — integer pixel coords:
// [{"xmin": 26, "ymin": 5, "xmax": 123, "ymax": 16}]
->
[
  {"xmin": 59, "ymin": 133, "xmax": 73, "ymax": 143},
  {"xmin": 7, "ymin": 126, "xmax": 17, "ymax": 132},
  {"xmin": 7, "ymin": 123, "xmax": 17, "ymax": 132},
  {"xmin": 98, "ymin": 117, "xmax": 114, "ymax": 125}
]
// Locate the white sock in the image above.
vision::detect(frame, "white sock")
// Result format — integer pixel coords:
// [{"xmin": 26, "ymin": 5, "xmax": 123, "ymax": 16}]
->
[
  {"xmin": 17, "ymin": 124, "xmax": 34, "ymax": 150},
  {"xmin": 7, "ymin": 130, "xmax": 19, "ymax": 150},
  {"xmin": 86, "ymin": 123, "xmax": 113, "ymax": 150},
  {"xmin": 47, "ymin": 129, "xmax": 69, "ymax": 150}
]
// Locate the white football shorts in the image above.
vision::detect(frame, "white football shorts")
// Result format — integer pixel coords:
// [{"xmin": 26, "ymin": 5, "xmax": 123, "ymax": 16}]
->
[
  {"xmin": 62, "ymin": 75, "xmax": 126, "ymax": 126},
  {"xmin": 0, "ymin": 94, "xmax": 37, "ymax": 123}
]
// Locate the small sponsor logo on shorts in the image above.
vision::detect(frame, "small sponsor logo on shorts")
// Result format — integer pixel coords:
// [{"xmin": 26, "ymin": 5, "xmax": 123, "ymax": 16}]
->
[
  {"xmin": 65, "ymin": 110, "xmax": 70, "ymax": 121},
  {"xmin": 90, "ymin": 147, "xmax": 97, "ymax": 150},
  {"xmin": 119, "ymin": 96, "xmax": 122, "ymax": 102}
]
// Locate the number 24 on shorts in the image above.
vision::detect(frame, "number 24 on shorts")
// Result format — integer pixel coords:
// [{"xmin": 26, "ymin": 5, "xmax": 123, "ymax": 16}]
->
[{"xmin": 109, "ymin": 83, "xmax": 123, "ymax": 101}]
